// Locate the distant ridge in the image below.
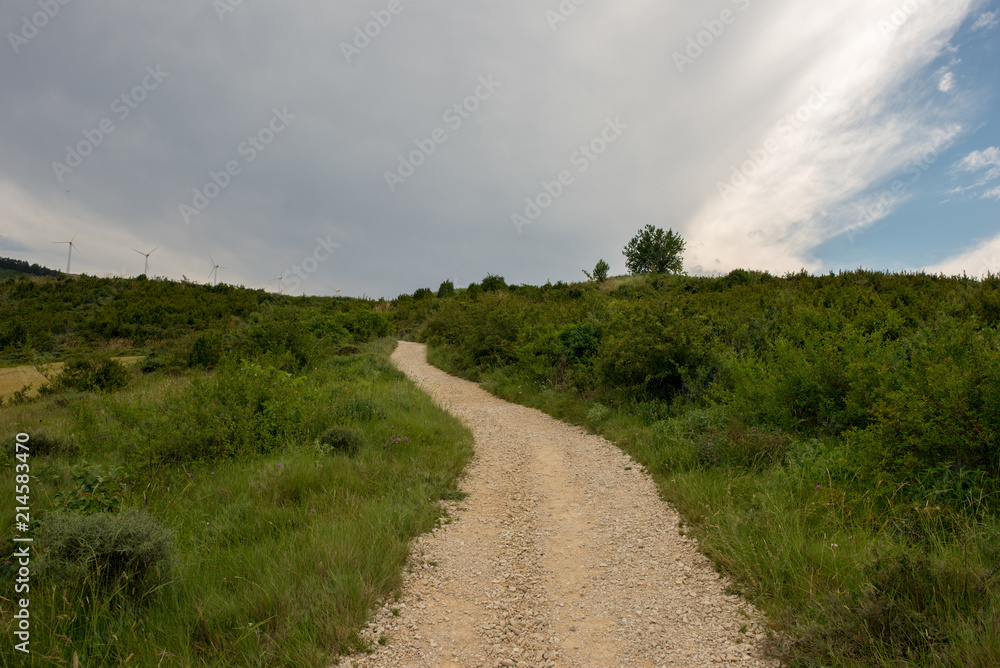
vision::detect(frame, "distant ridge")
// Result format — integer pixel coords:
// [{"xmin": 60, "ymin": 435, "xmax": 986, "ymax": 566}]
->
[{"xmin": 0, "ymin": 256, "xmax": 62, "ymax": 278}]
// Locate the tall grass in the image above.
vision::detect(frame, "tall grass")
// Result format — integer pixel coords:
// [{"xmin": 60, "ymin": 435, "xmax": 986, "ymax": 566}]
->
[{"xmin": 1, "ymin": 338, "xmax": 473, "ymax": 666}]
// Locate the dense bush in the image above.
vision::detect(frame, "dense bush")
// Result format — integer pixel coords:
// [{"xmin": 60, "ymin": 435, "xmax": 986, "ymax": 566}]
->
[
  {"xmin": 56, "ymin": 357, "xmax": 131, "ymax": 393},
  {"xmin": 38, "ymin": 510, "xmax": 175, "ymax": 605},
  {"xmin": 334, "ymin": 307, "xmax": 391, "ymax": 343},
  {"xmin": 140, "ymin": 359, "xmax": 326, "ymax": 466},
  {"xmin": 481, "ymin": 274, "xmax": 507, "ymax": 292},
  {"xmin": 437, "ymin": 280, "xmax": 455, "ymax": 298},
  {"xmin": 187, "ymin": 332, "xmax": 223, "ymax": 368},
  {"xmin": 0, "ymin": 274, "xmax": 271, "ymax": 359}
]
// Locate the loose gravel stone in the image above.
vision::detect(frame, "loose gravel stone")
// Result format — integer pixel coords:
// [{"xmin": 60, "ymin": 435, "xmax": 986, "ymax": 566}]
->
[{"xmin": 338, "ymin": 342, "xmax": 780, "ymax": 668}]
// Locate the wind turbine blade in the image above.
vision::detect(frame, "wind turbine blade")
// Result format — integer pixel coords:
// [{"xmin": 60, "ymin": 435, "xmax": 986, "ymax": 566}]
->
[
  {"xmin": 150, "ymin": 247, "xmax": 158, "ymax": 255},
  {"xmin": 133, "ymin": 248, "xmax": 144, "ymax": 255}
]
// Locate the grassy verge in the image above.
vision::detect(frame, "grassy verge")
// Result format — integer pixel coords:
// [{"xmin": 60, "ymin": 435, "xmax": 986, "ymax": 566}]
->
[
  {"xmin": 1, "ymin": 338, "xmax": 473, "ymax": 666},
  {"xmin": 427, "ymin": 348, "xmax": 1000, "ymax": 667}
]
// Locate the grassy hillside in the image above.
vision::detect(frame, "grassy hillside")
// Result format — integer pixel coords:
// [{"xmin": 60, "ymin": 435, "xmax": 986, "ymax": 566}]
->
[
  {"xmin": 0, "ymin": 277, "xmax": 473, "ymax": 666},
  {"xmin": 395, "ymin": 269, "xmax": 1000, "ymax": 667}
]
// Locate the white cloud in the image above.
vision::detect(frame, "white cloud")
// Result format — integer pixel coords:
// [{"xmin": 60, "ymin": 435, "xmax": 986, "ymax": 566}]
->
[
  {"xmin": 937, "ymin": 69, "xmax": 956, "ymax": 92},
  {"xmin": 950, "ymin": 146, "xmax": 1000, "ymax": 198},
  {"xmin": 972, "ymin": 10, "xmax": 998, "ymax": 30},
  {"xmin": 684, "ymin": 0, "xmax": 975, "ymax": 274},
  {"xmin": 924, "ymin": 232, "xmax": 1000, "ymax": 277},
  {"xmin": 955, "ymin": 146, "xmax": 1000, "ymax": 175}
]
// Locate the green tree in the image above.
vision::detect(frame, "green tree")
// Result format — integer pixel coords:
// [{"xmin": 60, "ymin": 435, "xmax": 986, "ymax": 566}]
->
[
  {"xmin": 437, "ymin": 280, "xmax": 455, "ymax": 298},
  {"xmin": 582, "ymin": 259, "xmax": 611, "ymax": 283},
  {"xmin": 623, "ymin": 225, "xmax": 685, "ymax": 275},
  {"xmin": 481, "ymin": 274, "xmax": 507, "ymax": 292}
]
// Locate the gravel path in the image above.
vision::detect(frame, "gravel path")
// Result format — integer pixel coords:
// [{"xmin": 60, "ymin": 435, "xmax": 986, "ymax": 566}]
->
[{"xmin": 341, "ymin": 342, "xmax": 776, "ymax": 668}]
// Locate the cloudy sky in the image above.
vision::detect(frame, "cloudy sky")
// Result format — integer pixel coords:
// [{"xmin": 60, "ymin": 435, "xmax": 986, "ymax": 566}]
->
[{"xmin": 1, "ymin": 0, "xmax": 998, "ymax": 297}]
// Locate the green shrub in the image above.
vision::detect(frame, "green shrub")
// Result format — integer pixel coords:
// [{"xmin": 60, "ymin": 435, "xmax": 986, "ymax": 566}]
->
[
  {"xmin": 584, "ymin": 259, "xmax": 610, "ymax": 283},
  {"xmin": 557, "ymin": 322, "xmax": 602, "ymax": 362},
  {"xmin": 335, "ymin": 308, "xmax": 391, "ymax": 343},
  {"xmin": 0, "ymin": 320, "xmax": 28, "ymax": 351},
  {"xmin": 305, "ymin": 314, "xmax": 349, "ymax": 342},
  {"xmin": 139, "ymin": 353, "xmax": 164, "ymax": 373},
  {"xmin": 317, "ymin": 427, "xmax": 364, "ymax": 455},
  {"xmin": 187, "ymin": 332, "xmax": 223, "ymax": 368},
  {"xmin": 437, "ymin": 280, "xmax": 455, "ymax": 298},
  {"xmin": 55, "ymin": 462, "xmax": 128, "ymax": 513},
  {"xmin": 596, "ymin": 301, "xmax": 713, "ymax": 399},
  {"xmin": 481, "ymin": 274, "xmax": 507, "ymax": 292},
  {"xmin": 56, "ymin": 357, "xmax": 131, "ymax": 393},
  {"xmin": 38, "ymin": 509, "xmax": 175, "ymax": 605},
  {"xmin": 412, "ymin": 288, "xmax": 433, "ymax": 300},
  {"xmin": 132, "ymin": 359, "xmax": 325, "ymax": 466},
  {"xmin": 227, "ymin": 312, "xmax": 313, "ymax": 370}
]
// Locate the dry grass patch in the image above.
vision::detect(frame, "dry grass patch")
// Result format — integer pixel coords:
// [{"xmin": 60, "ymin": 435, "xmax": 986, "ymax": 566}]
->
[{"xmin": 0, "ymin": 357, "xmax": 144, "ymax": 399}]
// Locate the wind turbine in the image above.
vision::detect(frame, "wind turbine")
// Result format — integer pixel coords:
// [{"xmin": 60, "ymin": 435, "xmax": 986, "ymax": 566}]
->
[
  {"xmin": 326, "ymin": 284, "xmax": 341, "ymax": 296},
  {"xmin": 132, "ymin": 246, "xmax": 157, "ymax": 276},
  {"xmin": 208, "ymin": 255, "xmax": 227, "ymax": 286},
  {"xmin": 52, "ymin": 232, "xmax": 78, "ymax": 273},
  {"xmin": 271, "ymin": 272, "xmax": 286, "ymax": 294}
]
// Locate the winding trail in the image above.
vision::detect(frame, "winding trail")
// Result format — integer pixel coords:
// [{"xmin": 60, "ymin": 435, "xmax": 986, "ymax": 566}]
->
[{"xmin": 341, "ymin": 342, "xmax": 776, "ymax": 668}]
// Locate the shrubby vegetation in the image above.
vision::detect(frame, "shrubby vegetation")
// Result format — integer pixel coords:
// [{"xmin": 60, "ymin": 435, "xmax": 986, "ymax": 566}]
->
[
  {"xmin": 0, "ymin": 256, "xmax": 61, "ymax": 280},
  {"xmin": 6, "ymin": 261, "xmax": 1000, "ymax": 666},
  {"xmin": 397, "ymin": 267, "xmax": 1000, "ymax": 666},
  {"xmin": 0, "ymin": 278, "xmax": 472, "ymax": 666}
]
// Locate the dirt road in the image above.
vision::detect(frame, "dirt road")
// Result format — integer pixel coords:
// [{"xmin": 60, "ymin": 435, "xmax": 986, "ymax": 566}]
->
[{"xmin": 342, "ymin": 342, "xmax": 775, "ymax": 667}]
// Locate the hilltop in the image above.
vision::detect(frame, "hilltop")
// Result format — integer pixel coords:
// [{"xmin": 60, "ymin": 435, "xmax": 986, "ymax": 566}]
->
[{"xmin": 0, "ymin": 256, "xmax": 61, "ymax": 280}]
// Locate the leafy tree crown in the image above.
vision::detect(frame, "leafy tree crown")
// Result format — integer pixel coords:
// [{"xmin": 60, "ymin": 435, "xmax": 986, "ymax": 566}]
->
[{"xmin": 623, "ymin": 225, "xmax": 685, "ymax": 275}]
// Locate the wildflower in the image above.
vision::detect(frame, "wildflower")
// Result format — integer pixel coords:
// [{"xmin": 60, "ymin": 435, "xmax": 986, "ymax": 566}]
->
[
  {"xmin": 278, "ymin": 464, "xmax": 283, "ymax": 468},
  {"xmin": 210, "ymin": 472, "xmax": 215, "ymax": 476},
  {"xmin": 816, "ymin": 485, "xmax": 821, "ymax": 489},
  {"xmin": 310, "ymin": 509, "xmax": 316, "ymax": 514},
  {"xmin": 404, "ymin": 437, "xmax": 409, "ymax": 442}
]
